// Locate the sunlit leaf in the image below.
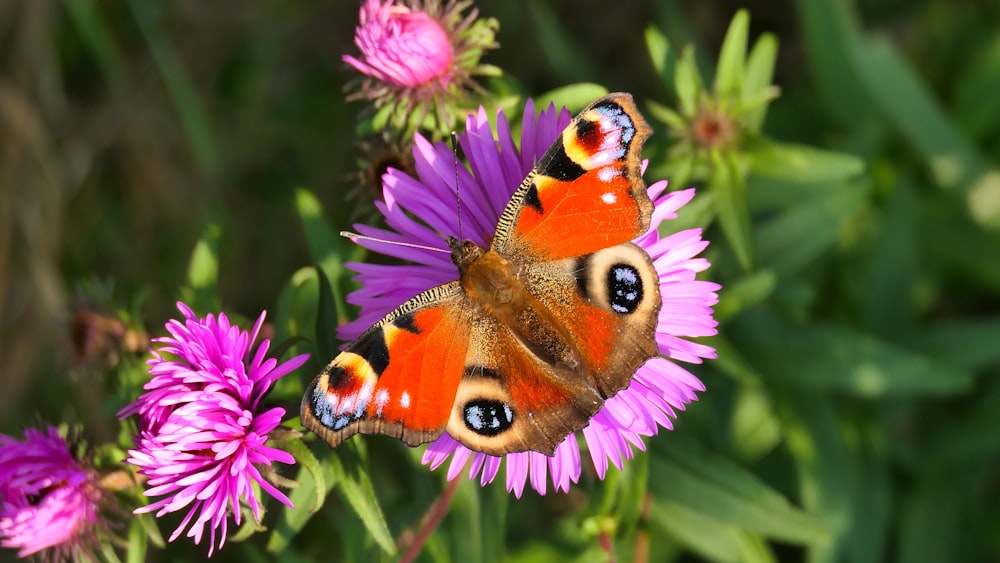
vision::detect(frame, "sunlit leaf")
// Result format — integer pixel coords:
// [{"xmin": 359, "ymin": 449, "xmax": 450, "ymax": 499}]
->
[
  {"xmin": 714, "ymin": 9, "xmax": 749, "ymax": 99},
  {"xmin": 746, "ymin": 139, "xmax": 865, "ymax": 183}
]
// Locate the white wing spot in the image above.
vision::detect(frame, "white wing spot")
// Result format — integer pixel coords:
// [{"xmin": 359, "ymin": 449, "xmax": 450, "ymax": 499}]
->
[
  {"xmin": 375, "ymin": 389, "xmax": 390, "ymax": 416},
  {"xmin": 598, "ymin": 168, "xmax": 617, "ymax": 183},
  {"xmin": 601, "ymin": 191, "xmax": 617, "ymax": 204},
  {"xmin": 400, "ymin": 391, "xmax": 411, "ymax": 409}
]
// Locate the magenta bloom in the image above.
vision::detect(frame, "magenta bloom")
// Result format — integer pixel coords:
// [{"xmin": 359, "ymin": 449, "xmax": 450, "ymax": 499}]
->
[
  {"xmin": 0, "ymin": 427, "xmax": 102, "ymax": 559},
  {"xmin": 341, "ymin": 100, "xmax": 720, "ymax": 497},
  {"xmin": 343, "ymin": 0, "xmax": 498, "ymax": 134},
  {"xmin": 120, "ymin": 303, "xmax": 309, "ymax": 555},
  {"xmin": 345, "ymin": 0, "xmax": 454, "ymax": 89}
]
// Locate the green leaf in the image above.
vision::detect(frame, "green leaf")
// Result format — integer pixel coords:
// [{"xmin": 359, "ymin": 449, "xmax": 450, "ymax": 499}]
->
[
  {"xmin": 714, "ymin": 9, "xmax": 749, "ymax": 99},
  {"xmin": 710, "ymin": 149, "xmax": 753, "ymax": 269},
  {"xmin": 314, "ymin": 266, "xmax": 339, "ymax": 367},
  {"xmin": 675, "ymin": 45, "xmax": 704, "ymax": 118},
  {"xmin": 730, "ymin": 384, "xmax": 782, "ymax": 462},
  {"xmin": 644, "ymin": 26, "xmax": 673, "ymax": 92},
  {"xmin": 63, "ymin": 0, "xmax": 123, "ymax": 81},
  {"xmin": 742, "ymin": 33, "xmax": 779, "ymax": 130},
  {"xmin": 648, "ymin": 439, "xmax": 828, "ymax": 546},
  {"xmin": 127, "ymin": 0, "xmax": 219, "ymax": 179},
  {"xmin": 524, "ymin": 1, "xmax": 593, "ymax": 83},
  {"xmin": 777, "ymin": 392, "xmax": 852, "ymax": 563},
  {"xmin": 851, "ymin": 38, "xmax": 993, "ymax": 197},
  {"xmin": 864, "ymin": 180, "xmax": 918, "ymax": 336},
  {"xmin": 733, "ymin": 313, "xmax": 976, "ymax": 397},
  {"xmin": 329, "ymin": 441, "xmax": 396, "ymax": 555},
  {"xmin": 284, "ymin": 438, "xmax": 327, "ymax": 513},
  {"xmin": 646, "ymin": 99, "xmax": 687, "ymax": 132},
  {"xmin": 746, "ymin": 139, "xmax": 865, "ymax": 183},
  {"xmin": 921, "ymin": 384, "xmax": 1000, "ymax": 471},
  {"xmin": 650, "ymin": 498, "xmax": 776, "ymax": 563},
  {"xmin": 181, "ymin": 221, "xmax": 221, "ymax": 312},
  {"xmin": 714, "ymin": 269, "xmax": 777, "ymax": 322},
  {"xmin": 126, "ymin": 515, "xmax": 148, "ymax": 563},
  {"xmin": 953, "ymin": 34, "xmax": 1000, "ymax": 141},
  {"xmin": 480, "ymin": 482, "xmax": 509, "ymax": 563},
  {"xmin": 897, "ymin": 480, "xmax": 960, "ymax": 563},
  {"xmin": 908, "ymin": 317, "xmax": 1000, "ymax": 372},
  {"xmin": 755, "ymin": 179, "xmax": 868, "ymax": 275},
  {"xmin": 296, "ymin": 188, "xmax": 354, "ymax": 325},
  {"xmin": 794, "ymin": 0, "xmax": 876, "ymax": 125},
  {"xmin": 448, "ymin": 481, "xmax": 484, "ymax": 563},
  {"xmin": 268, "ymin": 451, "xmax": 335, "ymax": 553}
]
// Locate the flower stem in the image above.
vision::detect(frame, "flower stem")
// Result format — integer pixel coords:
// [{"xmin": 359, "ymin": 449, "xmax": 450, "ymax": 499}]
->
[{"xmin": 399, "ymin": 477, "xmax": 461, "ymax": 563}]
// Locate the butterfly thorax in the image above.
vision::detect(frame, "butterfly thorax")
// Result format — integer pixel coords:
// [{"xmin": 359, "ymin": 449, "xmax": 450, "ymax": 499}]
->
[{"xmin": 449, "ymin": 236, "xmax": 583, "ymax": 371}]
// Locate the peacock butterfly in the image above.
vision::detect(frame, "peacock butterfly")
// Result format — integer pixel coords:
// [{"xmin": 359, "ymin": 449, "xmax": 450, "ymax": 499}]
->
[{"xmin": 301, "ymin": 93, "xmax": 661, "ymax": 456}]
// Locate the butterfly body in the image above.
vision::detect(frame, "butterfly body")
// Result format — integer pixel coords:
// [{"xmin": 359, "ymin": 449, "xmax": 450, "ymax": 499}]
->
[{"xmin": 303, "ymin": 93, "xmax": 662, "ymax": 456}]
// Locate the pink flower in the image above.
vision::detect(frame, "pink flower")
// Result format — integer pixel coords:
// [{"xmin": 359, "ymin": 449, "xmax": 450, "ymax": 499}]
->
[
  {"xmin": 341, "ymin": 99, "xmax": 720, "ymax": 497},
  {"xmin": 345, "ymin": 0, "xmax": 454, "ymax": 89},
  {"xmin": 0, "ymin": 427, "xmax": 103, "ymax": 559},
  {"xmin": 343, "ymin": 0, "xmax": 499, "ymax": 134},
  {"xmin": 120, "ymin": 303, "xmax": 309, "ymax": 555}
]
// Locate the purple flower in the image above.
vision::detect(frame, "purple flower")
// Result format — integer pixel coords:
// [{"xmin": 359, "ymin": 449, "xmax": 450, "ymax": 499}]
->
[
  {"xmin": 343, "ymin": 0, "xmax": 499, "ymax": 134},
  {"xmin": 0, "ymin": 427, "xmax": 103, "ymax": 559},
  {"xmin": 120, "ymin": 303, "xmax": 309, "ymax": 555},
  {"xmin": 341, "ymin": 100, "xmax": 720, "ymax": 497}
]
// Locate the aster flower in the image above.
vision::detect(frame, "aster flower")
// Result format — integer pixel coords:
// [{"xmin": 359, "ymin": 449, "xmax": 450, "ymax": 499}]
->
[
  {"xmin": 343, "ymin": 0, "xmax": 499, "ymax": 136},
  {"xmin": 340, "ymin": 100, "xmax": 720, "ymax": 497},
  {"xmin": 119, "ymin": 303, "xmax": 309, "ymax": 555},
  {"xmin": 0, "ymin": 426, "xmax": 103, "ymax": 559}
]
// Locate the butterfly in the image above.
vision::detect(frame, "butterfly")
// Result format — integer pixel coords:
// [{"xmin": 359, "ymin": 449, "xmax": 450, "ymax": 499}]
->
[{"xmin": 301, "ymin": 93, "xmax": 661, "ymax": 456}]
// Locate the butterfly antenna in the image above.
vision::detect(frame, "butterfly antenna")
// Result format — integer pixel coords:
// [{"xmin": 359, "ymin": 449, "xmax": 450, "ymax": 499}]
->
[
  {"xmin": 450, "ymin": 131, "xmax": 464, "ymax": 240},
  {"xmin": 340, "ymin": 231, "xmax": 450, "ymax": 254}
]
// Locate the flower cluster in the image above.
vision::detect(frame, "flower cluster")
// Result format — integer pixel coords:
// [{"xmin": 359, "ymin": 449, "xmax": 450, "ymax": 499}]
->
[
  {"xmin": 342, "ymin": 99, "xmax": 719, "ymax": 496},
  {"xmin": 119, "ymin": 303, "xmax": 308, "ymax": 555},
  {"xmin": 0, "ymin": 427, "xmax": 103, "ymax": 559}
]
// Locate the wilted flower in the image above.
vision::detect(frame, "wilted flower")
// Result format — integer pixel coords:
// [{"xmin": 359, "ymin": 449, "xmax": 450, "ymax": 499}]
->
[
  {"xmin": 344, "ymin": 0, "xmax": 499, "ymax": 136},
  {"xmin": 0, "ymin": 427, "xmax": 104, "ymax": 559},
  {"xmin": 340, "ymin": 99, "xmax": 719, "ymax": 496},
  {"xmin": 120, "ymin": 303, "xmax": 309, "ymax": 555}
]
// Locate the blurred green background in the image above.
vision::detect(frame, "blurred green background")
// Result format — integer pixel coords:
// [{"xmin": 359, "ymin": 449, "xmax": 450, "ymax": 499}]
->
[{"xmin": 2, "ymin": 0, "xmax": 1000, "ymax": 561}]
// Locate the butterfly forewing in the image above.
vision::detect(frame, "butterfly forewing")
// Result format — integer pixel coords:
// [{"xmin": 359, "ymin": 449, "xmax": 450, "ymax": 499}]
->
[
  {"xmin": 493, "ymin": 93, "xmax": 653, "ymax": 261},
  {"xmin": 301, "ymin": 284, "xmax": 471, "ymax": 448}
]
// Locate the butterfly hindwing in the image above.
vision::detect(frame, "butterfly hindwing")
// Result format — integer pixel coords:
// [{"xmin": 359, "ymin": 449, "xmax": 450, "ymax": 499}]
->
[{"xmin": 444, "ymin": 242, "xmax": 661, "ymax": 456}]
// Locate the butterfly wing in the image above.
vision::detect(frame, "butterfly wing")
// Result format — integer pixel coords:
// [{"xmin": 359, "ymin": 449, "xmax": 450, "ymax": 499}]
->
[
  {"xmin": 303, "ymin": 93, "xmax": 663, "ymax": 457},
  {"xmin": 301, "ymin": 283, "xmax": 472, "ymax": 448},
  {"xmin": 442, "ymin": 93, "xmax": 663, "ymax": 455},
  {"xmin": 493, "ymin": 92, "xmax": 653, "ymax": 260}
]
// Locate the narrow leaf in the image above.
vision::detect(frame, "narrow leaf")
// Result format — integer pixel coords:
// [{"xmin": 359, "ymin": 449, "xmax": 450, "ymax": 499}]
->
[
  {"xmin": 734, "ymin": 313, "xmax": 976, "ymax": 397},
  {"xmin": 644, "ymin": 26, "xmax": 673, "ymax": 92},
  {"xmin": 742, "ymin": 33, "xmax": 779, "ymax": 130},
  {"xmin": 746, "ymin": 139, "xmax": 865, "ymax": 183},
  {"xmin": 710, "ymin": 149, "xmax": 753, "ymax": 269},
  {"xmin": 329, "ymin": 441, "xmax": 396, "ymax": 555},
  {"xmin": 675, "ymin": 46, "xmax": 704, "ymax": 118},
  {"xmin": 648, "ymin": 440, "xmax": 828, "ymax": 545},
  {"xmin": 715, "ymin": 9, "xmax": 750, "ymax": 98}
]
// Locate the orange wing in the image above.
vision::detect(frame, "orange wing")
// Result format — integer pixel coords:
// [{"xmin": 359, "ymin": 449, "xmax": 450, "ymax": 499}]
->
[
  {"xmin": 492, "ymin": 93, "xmax": 653, "ymax": 262},
  {"xmin": 301, "ymin": 283, "xmax": 471, "ymax": 448}
]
